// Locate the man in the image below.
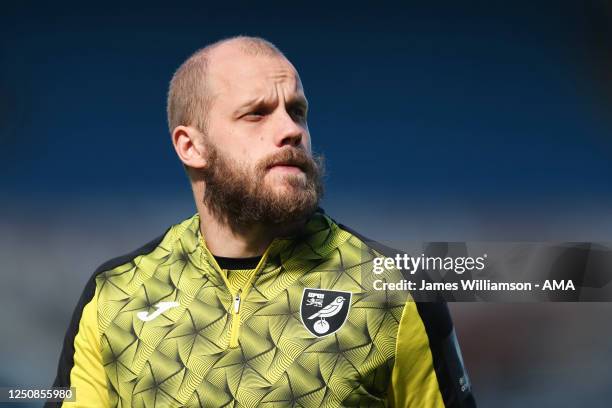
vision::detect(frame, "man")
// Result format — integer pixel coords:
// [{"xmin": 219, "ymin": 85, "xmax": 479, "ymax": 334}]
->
[{"xmin": 48, "ymin": 36, "xmax": 476, "ymax": 407}]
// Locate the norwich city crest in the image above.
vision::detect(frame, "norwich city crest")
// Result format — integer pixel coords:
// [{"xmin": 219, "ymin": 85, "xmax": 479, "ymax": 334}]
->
[{"xmin": 300, "ymin": 288, "xmax": 352, "ymax": 337}]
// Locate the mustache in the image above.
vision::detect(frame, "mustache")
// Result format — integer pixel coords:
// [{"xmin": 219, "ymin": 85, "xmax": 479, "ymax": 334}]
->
[{"xmin": 257, "ymin": 148, "xmax": 319, "ymax": 175}]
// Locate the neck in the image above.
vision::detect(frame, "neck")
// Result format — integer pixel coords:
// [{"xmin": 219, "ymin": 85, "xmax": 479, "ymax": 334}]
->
[{"xmin": 193, "ymin": 182, "xmax": 306, "ymax": 258}]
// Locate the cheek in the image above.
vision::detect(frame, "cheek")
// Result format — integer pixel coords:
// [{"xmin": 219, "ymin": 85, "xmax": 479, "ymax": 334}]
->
[
  {"xmin": 210, "ymin": 127, "xmax": 249, "ymax": 161},
  {"xmin": 220, "ymin": 127, "xmax": 266, "ymax": 161}
]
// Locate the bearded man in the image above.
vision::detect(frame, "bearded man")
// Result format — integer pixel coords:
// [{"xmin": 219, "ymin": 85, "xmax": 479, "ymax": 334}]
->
[{"xmin": 48, "ymin": 36, "xmax": 476, "ymax": 408}]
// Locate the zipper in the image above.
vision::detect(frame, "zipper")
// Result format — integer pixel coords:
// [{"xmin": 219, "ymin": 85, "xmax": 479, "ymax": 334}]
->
[
  {"xmin": 228, "ymin": 289, "xmax": 242, "ymax": 347},
  {"xmin": 233, "ymin": 290, "xmax": 242, "ymax": 314},
  {"xmin": 200, "ymin": 236, "xmax": 279, "ymax": 349}
]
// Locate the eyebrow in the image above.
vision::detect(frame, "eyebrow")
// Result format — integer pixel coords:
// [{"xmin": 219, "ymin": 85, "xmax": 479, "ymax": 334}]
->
[
  {"xmin": 234, "ymin": 93, "xmax": 308, "ymax": 115},
  {"xmin": 286, "ymin": 94, "xmax": 309, "ymax": 109},
  {"xmin": 237, "ymin": 96, "xmax": 266, "ymax": 111}
]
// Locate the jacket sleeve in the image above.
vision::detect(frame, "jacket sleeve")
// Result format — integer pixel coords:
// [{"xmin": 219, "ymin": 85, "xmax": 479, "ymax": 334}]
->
[
  {"xmin": 388, "ymin": 301, "xmax": 476, "ymax": 408},
  {"xmin": 46, "ymin": 279, "xmax": 109, "ymax": 407}
]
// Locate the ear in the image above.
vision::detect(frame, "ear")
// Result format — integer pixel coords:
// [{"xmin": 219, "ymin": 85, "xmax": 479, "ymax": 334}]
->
[{"xmin": 171, "ymin": 125, "xmax": 209, "ymax": 170}]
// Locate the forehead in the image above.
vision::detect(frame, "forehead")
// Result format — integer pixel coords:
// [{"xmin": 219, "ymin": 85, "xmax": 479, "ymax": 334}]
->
[{"xmin": 207, "ymin": 47, "xmax": 304, "ymax": 100}]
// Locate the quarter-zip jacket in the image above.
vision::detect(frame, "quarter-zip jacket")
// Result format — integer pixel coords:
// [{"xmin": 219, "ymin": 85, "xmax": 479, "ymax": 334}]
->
[{"xmin": 48, "ymin": 211, "xmax": 476, "ymax": 407}]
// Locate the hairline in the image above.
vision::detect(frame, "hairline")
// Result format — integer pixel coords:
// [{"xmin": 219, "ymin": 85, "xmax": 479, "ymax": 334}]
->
[{"xmin": 166, "ymin": 36, "xmax": 287, "ymax": 135}]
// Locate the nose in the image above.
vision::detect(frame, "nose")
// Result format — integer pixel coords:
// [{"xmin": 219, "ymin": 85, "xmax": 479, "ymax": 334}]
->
[{"xmin": 273, "ymin": 109, "xmax": 305, "ymax": 148}]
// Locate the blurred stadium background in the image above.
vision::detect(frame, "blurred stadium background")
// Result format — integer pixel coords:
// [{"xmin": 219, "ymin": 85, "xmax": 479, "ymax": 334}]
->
[{"xmin": 1, "ymin": 1, "xmax": 612, "ymax": 407}]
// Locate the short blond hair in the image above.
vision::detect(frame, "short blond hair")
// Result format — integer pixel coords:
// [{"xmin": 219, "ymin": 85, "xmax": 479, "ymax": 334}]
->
[{"xmin": 166, "ymin": 36, "xmax": 284, "ymax": 135}]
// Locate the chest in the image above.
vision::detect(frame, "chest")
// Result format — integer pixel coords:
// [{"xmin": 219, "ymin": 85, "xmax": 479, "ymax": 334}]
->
[{"xmin": 98, "ymin": 261, "xmax": 407, "ymax": 407}]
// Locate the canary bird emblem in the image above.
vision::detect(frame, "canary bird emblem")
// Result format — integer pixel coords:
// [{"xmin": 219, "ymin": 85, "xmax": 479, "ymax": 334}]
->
[{"xmin": 300, "ymin": 289, "xmax": 352, "ymax": 337}]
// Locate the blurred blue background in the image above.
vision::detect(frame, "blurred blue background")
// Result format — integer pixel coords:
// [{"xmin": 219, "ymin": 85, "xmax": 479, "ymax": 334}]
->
[{"xmin": 1, "ymin": 1, "xmax": 611, "ymax": 406}]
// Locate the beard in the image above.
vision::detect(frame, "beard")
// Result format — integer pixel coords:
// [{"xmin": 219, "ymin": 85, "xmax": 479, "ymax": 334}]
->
[{"xmin": 199, "ymin": 142, "xmax": 324, "ymax": 230}]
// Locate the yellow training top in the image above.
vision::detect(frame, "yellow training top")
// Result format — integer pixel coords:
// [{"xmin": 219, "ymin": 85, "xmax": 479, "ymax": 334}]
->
[{"xmin": 48, "ymin": 210, "xmax": 475, "ymax": 408}]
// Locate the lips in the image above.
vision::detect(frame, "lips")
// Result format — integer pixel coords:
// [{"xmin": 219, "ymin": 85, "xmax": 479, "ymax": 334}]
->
[
  {"xmin": 268, "ymin": 160, "xmax": 304, "ymax": 171},
  {"xmin": 268, "ymin": 164, "xmax": 305, "ymax": 177},
  {"xmin": 267, "ymin": 161, "xmax": 303, "ymax": 171}
]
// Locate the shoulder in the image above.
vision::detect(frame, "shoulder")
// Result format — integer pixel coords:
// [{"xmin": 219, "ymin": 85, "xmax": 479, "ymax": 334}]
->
[
  {"xmin": 77, "ymin": 226, "xmax": 174, "ymax": 310},
  {"xmin": 323, "ymin": 211, "xmax": 404, "ymax": 261},
  {"xmin": 330, "ymin": 217, "xmax": 475, "ymax": 405},
  {"xmin": 334, "ymin": 219, "xmax": 401, "ymax": 259},
  {"xmin": 330, "ymin": 214, "xmax": 451, "ymax": 326},
  {"xmin": 93, "ymin": 213, "xmax": 199, "ymax": 282},
  {"xmin": 94, "ymin": 231, "xmax": 168, "ymax": 276},
  {"xmin": 74, "ymin": 214, "xmax": 200, "ymax": 308}
]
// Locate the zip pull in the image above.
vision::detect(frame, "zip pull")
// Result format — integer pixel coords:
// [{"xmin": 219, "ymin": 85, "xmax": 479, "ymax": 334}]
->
[{"xmin": 233, "ymin": 290, "xmax": 242, "ymax": 314}]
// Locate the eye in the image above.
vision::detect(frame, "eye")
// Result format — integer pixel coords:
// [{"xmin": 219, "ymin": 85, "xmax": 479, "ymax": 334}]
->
[
  {"xmin": 291, "ymin": 106, "xmax": 308, "ymax": 120},
  {"xmin": 243, "ymin": 110, "xmax": 266, "ymax": 121}
]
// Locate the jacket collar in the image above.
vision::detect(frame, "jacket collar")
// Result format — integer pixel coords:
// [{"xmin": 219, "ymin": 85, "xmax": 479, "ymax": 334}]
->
[{"xmin": 181, "ymin": 209, "xmax": 348, "ymax": 274}]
